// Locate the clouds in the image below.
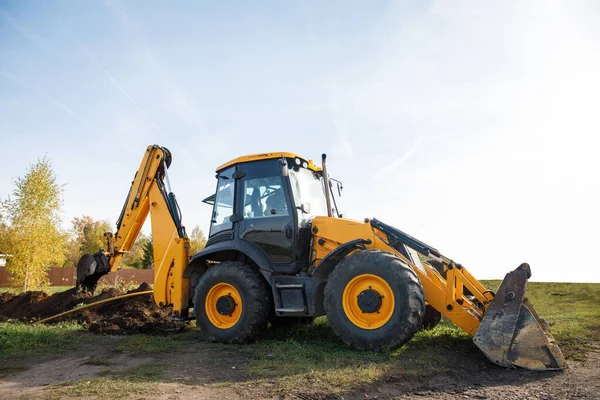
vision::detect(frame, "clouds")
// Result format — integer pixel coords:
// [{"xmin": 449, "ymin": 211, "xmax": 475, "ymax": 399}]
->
[
  {"xmin": 308, "ymin": 1, "xmax": 600, "ymax": 281},
  {"xmin": 0, "ymin": 1, "xmax": 598, "ymax": 281}
]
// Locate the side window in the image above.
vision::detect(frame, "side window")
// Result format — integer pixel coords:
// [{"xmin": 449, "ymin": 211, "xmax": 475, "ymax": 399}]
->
[
  {"xmin": 243, "ymin": 176, "xmax": 289, "ymax": 219},
  {"xmin": 210, "ymin": 171, "xmax": 234, "ymax": 236}
]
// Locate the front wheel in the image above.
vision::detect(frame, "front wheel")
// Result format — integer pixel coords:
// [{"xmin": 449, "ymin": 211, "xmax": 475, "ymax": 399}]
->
[
  {"xmin": 194, "ymin": 262, "xmax": 270, "ymax": 343},
  {"xmin": 324, "ymin": 250, "xmax": 425, "ymax": 351}
]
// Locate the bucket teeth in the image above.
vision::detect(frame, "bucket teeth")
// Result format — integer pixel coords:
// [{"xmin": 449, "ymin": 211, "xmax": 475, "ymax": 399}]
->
[{"xmin": 473, "ymin": 264, "xmax": 567, "ymax": 370}]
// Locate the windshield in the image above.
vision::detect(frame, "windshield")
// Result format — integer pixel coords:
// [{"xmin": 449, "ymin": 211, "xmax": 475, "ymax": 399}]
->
[{"xmin": 289, "ymin": 167, "xmax": 329, "ymax": 221}]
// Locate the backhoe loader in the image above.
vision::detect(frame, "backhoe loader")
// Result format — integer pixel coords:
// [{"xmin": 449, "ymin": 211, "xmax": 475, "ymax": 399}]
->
[{"xmin": 76, "ymin": 145, "xmax": 566, "ymax": 371}]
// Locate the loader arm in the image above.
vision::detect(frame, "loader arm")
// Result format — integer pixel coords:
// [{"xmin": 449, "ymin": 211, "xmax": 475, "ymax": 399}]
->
[
  {"xmin": 368, "ymin": 218, "xmax": 492, "ymax": 335},
  {"xmin": 78, "ymin": 145, "xmax": 191, "ymax": 318},
  {"xmin": 310, "ymin": 216, "xmax": 566, "ymax": 370}
]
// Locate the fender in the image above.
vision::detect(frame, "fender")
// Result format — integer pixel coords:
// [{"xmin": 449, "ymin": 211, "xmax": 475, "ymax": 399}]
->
[
  {"xmin": 311, "ymin": 238, "xmax": 371, "ymax": 282},
  {"xmin": 185, "ymin": 238, "xmax": 274, "ymax": 282}
]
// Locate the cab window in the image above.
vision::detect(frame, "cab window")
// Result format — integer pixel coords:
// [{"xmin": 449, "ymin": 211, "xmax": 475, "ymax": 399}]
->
[
  {"xmin": 243, "ymin": 176, "xmax": 289, "ymax": 218},
  {"xmin": 210, "ymin": 168, "xmax": 234, "ymax": 236}
]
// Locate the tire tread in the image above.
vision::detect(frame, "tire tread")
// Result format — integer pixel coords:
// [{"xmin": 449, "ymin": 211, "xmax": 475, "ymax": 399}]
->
[{"xmin": 324, "ymin": 249, "xmax": 425, "ymax": 351}]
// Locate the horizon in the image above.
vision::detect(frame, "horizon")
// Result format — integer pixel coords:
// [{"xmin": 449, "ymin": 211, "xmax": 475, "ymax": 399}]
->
[{"xmin": 1, "ymin": 1, "xmax": 599, "ymax": 282}]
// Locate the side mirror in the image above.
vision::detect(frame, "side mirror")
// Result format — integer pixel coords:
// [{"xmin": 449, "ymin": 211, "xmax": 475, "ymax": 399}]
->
[
  {"xmin": 278, "ymin": 156, "xmax": 289, "ymax": 177},
  {"xmin": 299, "ymin": 202, "xmax": 311, "ymax": 214}
]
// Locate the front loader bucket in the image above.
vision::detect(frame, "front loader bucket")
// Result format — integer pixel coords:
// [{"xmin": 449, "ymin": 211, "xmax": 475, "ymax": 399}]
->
[{"xmin": 473, "ymin": 263, "xmax": 567, "ymax": 370}]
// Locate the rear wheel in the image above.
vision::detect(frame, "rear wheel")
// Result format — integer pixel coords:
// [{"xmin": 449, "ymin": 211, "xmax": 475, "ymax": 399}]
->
[
  {"xmin": 324, "ymin": 250, "xmax": 425, "ymax": 351},
  {"xmin": 194, "ymin": 262, "xmax": 270, "ymax": 343}
]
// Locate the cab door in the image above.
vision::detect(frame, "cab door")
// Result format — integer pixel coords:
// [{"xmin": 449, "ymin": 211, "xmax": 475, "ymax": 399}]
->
[{"xmin": 237, "ymin": 160, "xmax": 295, "ymax": 264}]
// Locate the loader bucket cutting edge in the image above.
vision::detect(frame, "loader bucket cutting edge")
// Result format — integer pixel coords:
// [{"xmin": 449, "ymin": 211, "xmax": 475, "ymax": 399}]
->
[{"xmin": 473, "ymin": 263, "xmax": 567, "ymax": 371}]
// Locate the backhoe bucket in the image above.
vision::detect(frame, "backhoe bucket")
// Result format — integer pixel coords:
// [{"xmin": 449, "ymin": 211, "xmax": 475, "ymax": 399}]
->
[
  {"xmin": 76, "ymin": 251, "xmax": 110, "ymax": 293},
  {"xmin": 473, "ymin": 263, "xmax": 566, "ymax": 370}
]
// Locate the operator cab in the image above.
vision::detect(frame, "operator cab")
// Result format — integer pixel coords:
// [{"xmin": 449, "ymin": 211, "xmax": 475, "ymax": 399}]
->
[{"xmin": 201, "ymin": 152, "xmax": 339, "ymax": 274}]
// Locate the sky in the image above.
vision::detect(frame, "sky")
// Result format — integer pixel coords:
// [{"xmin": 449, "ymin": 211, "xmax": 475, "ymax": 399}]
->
[{"xmin": 1, "ymin": 0, "xmax": 599, "ymax": 282}]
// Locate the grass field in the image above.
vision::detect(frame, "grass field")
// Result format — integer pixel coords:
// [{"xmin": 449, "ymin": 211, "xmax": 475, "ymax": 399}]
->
[
  {"xmin": 0, "ymin": 286, "xmax": 72, "ymax": 295},
  {"xmin": 1, "ymin": 281, "xmax": 599, "ymax": 398}
]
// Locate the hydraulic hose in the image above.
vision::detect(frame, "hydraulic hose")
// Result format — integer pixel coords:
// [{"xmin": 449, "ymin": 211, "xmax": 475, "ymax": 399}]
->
[{"xmin": 35, "ymin": 290, "xmax": 154, "ymax": 324}]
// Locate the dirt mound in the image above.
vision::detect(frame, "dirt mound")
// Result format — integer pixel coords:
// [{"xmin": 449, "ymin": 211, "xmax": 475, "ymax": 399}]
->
[
  {"xmin": 0, "ymin": 291, "xmax": 15, "ymax": 304},
  {"xmin": 0, "ymin": 283, "xmax": 178, "ymax": 334}
]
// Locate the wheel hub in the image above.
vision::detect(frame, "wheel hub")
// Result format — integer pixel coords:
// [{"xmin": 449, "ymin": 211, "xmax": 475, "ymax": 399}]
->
[
  {"xmin": 342, "ymin": 274, "xmax": 395, "ymax": 330},
  {"xmin": 205, "ymin": 282, "xmax": 243, "ymax": 329},
  {"xmin": 216, "ymin": 295, "xmax": 236, "ymax": 316},
  {"xmin": 357, "ymin": 289, "xmax": 382, "ymax": 313}
]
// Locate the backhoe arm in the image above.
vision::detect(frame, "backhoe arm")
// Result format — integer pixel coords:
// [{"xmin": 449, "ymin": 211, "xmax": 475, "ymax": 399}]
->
[{"xmin": 76, "ymin": 145, "xmax": 190, "ymax": 318}]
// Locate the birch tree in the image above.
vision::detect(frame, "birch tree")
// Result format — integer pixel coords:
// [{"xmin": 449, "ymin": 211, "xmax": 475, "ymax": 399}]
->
[{"xmin": 1, "ymin": 157, "xmax": 65, "ymax": 290}]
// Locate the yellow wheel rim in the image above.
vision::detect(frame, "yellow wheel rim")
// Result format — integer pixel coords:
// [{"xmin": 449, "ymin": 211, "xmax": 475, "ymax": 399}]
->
[
  {"xmin": 342, "ymin": 273, "xmax": 395, "ymax": 330},
  {"xmin": 205, "ymin": 283, "xmax": 242, "ymax": 329}
]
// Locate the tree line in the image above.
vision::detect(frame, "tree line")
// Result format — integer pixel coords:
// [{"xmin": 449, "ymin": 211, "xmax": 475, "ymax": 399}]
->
[{"xmin": 0, "ymin": 157, "xmax": 206, "ymax": 291}]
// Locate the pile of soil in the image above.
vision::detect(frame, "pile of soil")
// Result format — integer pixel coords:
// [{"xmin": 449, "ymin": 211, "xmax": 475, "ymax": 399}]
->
[{"xmin": 0, "ymin": 283, "xmax": 179, "ymax": 334}]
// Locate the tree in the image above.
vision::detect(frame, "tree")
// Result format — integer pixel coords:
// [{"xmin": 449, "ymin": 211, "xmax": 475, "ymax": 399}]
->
[
  {"xmin": 142, "ymin": 235, "xmax": 153, "ymax": 269},
  {"xmin": 62, "ymin": 216, "xmax": 113, "ymax": 268},
  {"xmin": 189, "ymin": 225, "xmax": 207, "ymax": 255},
  {"xmin": 72, "ymin": 216, "xmax": 112, "ymax": 254},
  {"xmin": 121, "ymin": 233, "xmax": 147, "ymax": 269},
  {"xmin": 63, "ymin": 237, "xmax": 81, "ymax": 268},
  {"xmin": 1, "ymin": 157, "xmax": 65, "ymax": 290},
  {"xmin": 0, "ymin": 214, "xmax": 8, "ymax": 254}
]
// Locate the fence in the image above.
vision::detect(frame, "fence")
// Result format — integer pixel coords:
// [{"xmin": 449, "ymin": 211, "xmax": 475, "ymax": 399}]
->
[{"xmin": 0, "ymin": 267, "xmax": 154, "ymax": 287}]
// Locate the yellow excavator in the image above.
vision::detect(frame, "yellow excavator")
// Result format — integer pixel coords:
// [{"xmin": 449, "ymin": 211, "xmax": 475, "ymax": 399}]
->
[{"xmin": 76, "ymin": 145, "xmax": 565, "ymax": 371}]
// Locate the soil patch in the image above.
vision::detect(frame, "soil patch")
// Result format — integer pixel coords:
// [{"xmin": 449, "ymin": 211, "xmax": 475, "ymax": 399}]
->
[{"xmin": 0, "ymin": 283, "xmax": 178, "ymax": 334}]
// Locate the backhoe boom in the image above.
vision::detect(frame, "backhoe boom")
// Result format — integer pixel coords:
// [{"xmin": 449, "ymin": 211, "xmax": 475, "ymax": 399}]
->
[{"xmin": 76, "ymin": 145, "xmax": 190, "ymax": 318}]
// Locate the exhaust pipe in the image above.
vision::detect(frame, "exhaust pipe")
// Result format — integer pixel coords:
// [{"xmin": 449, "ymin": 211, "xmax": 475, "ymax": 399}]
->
[
  {"xmin": 473, "ymin": 263, "xmax": 567, "ymax": 370},
  {"xmin": 321, "ymin": 154, "xmax": 333, "ymax": 218}
]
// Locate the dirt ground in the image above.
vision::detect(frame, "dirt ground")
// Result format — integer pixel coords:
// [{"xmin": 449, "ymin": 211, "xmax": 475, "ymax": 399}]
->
[
  {"xmin": 1, "ymin": 286, "xmax": 599, "ymax": 399},
  {"xmin": 1, "ymin": 335, "xmax": 598, "ymax": 399}
]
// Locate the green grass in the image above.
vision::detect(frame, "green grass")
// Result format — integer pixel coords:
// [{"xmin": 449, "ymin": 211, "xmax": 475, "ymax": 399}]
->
[
  {"xmin": 0, "ymin": 286, "xmax": 72, "ymax": 295},
  {"xmin": 481, "ymin": 280, "xmax": 600, "ymax": 361},
  {"xmin": 49, "ymin": 362, "xmax": 166, "ymax": 399},
  {"xmin": 244, "ymin": 317, "xmax": 475, "ymax": 392},
  {"xmin": 243, "ymin": 282, "xmax": 600, "ymax": 392},
  {"xmin": 52, "ymin": 378, "xmax": 155, "ymax": 399},
  {"xmin": 1, "ymin": 282, "xmax": 598, "ymax": 397},
  {"xmin": 249, "ymin": 318, "xmax": 384, "ymax": 379},
  {"xmin": 114, "ymin": 328, "xmax": 199, "ymax": 353},
  {"xmin": 0, "ymin": 364, "xmax": 29, "ymax": 377},
  {"xmin": 82, "ymin": 357, "xmax": 114, "ymax": 366},
  {"xmin": 0, "ymin": 283, "xmax": 144, "ymax": 296},
  {"xmin": 0, "ymin": 321, "xmax": 85, "ymax": 358},
  {"xmin": 103, "ymin": 362, "xmax": 166, "ymax": 381}
]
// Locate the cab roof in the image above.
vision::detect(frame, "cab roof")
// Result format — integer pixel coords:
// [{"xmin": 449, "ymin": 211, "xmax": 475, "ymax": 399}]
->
[{"xmin": 216, "ymin": 152, "xmax": 322, "ymax": 172}]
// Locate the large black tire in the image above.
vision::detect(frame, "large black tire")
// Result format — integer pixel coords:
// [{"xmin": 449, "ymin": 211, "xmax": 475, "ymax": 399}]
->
[
  {"xmin": 194, "ymin": 262, "xmax": 270, "ymax": 343},
  {"xmin": 421, "ymin": 304, "xmax": 442, "ymax": 330},
  {"xmin": 324, "ymin": 250, "xmax": 425, "ymax": 351}
]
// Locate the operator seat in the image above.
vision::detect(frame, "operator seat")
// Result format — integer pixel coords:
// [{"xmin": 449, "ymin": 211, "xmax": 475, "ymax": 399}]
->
[
  {"xmin": 250, "ymin": 188, "xmax": 264, "ymax": 217},
  {"xmin": 265, "ymin": 189, "xmax": 287, "ymax": 216}
]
